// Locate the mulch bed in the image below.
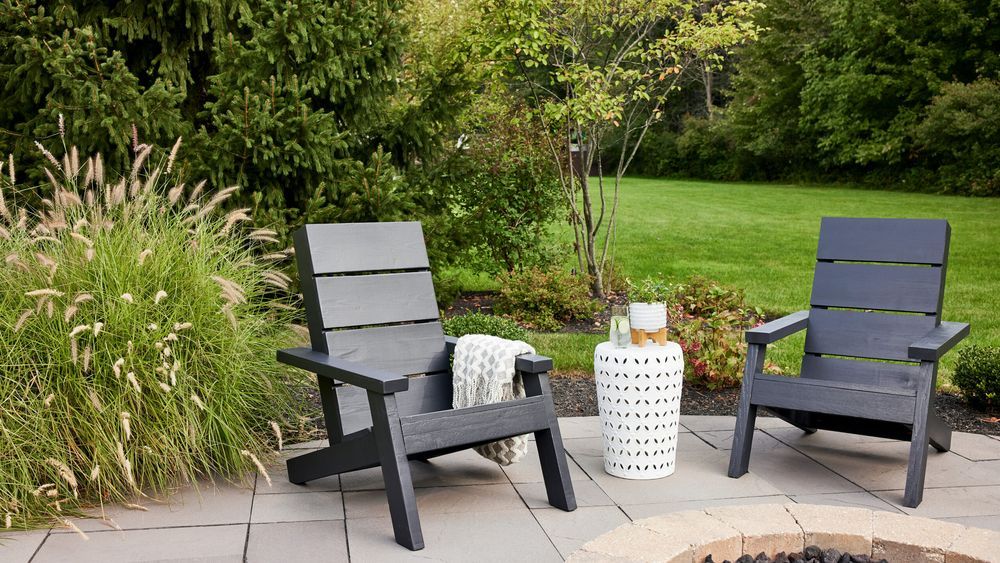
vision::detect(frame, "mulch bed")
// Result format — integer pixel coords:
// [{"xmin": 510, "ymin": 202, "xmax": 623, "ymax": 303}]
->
[
  {"xmin": 448, "ymin": 291, "xmax": 1000, "ymax": 437},
  {"xmin": 550, "ymin": 374, "xmax": 999, "ymax": 436},
  {"xmin": 445, "ymin": 290, "xmax": 628, "ymax": 333}
]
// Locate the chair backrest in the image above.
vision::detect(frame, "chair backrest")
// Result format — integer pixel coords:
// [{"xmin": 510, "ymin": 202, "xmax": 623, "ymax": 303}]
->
[
  {"xmin": 293, "ymin": 222, "xmax": 449, "ymax": 377},
  {"xmin": 802, "ymin": 217, "xmax": 950, "ymax": 387}
]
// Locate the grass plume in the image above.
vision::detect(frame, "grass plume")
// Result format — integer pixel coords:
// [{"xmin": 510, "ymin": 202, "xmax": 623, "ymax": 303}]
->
[{"xmin": 0, "ymin": 137, "xmax": 300, "ymax": 528}]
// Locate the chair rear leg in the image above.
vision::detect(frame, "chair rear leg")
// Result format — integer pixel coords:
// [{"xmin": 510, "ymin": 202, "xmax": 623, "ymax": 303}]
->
[
  {"xmin": 368, "ymin": 392, "xmax": 424, "ymax": 551},
  {"xmin": 787, "ymin": 410, "xmax": 818, "ymax": 435},
  {"xmin": 928, "ymin": 411, "xmax": 952, "ymax": 453}
]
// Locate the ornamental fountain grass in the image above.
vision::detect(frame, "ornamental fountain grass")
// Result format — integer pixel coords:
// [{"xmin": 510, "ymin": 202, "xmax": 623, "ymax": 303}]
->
[{"xmin": 0, "ymin": 135, "xmax": 300, "ymax": 534}]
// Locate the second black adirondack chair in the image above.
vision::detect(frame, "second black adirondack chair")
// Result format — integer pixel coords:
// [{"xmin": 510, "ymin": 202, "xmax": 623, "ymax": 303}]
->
[
  {"xmin": 728, "ymin": 217, "xmax": 969, "ymax": 508},
  {"xmin": 277, "ymin": 222, "xmax": 576, "ymax": 550}
]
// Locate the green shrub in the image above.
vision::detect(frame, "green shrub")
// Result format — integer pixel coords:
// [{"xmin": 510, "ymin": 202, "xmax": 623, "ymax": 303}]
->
[
  {"xmin": 953, "ymin": 346, "xmax": 1000, "ymax": 410},
  {"xmin": 0, "ymin": 139, "xmax": 297, "ymax": 528},
  {"xmin": 664, "ymin": 276, "xmax": 769, "ymax": 389},
  {"xmin": 912, "ymin": 79, "xmax": 1000, "ymax": 197},
  {"xmin": 0, "ymin": 1, "xmax": 478, "ymax": 241},
  {"xmin": 494, "ymin": 268, "xmax": 601, "ymax": 332},
  {"xmin": 439, "ymin": 91, "xmax": 563, "ymax": 274},
  {"xmin": 443, "ymin": 313, "xmax": 528, "ymax": 341}
]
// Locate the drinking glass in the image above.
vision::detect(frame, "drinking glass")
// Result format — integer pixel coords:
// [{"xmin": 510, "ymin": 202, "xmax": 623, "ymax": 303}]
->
[{"xmin": 609, "ymin": 305, "xmax": 631, "ymax": 348}]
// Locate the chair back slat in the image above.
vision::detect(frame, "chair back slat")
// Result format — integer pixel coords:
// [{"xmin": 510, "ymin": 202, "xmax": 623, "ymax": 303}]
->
[
  {"xmin": 816, "ymin": 217, "xmax": 950, "ymax": 265},
  {"xmin": 810, "ymin": 262, "xmax": 943, "ymax": 314},
  {"xmin": 324, "ymin": 322, "xmax": 450, "ymax": 376},
  {"xmin": 800, "ymin": 355, "xmax": 920, "ymax": 391},
  {"xmin": 314, "ymin": 272, "xmax": 439, "ymax": 329},
  {"xmin": 804, "ymin": 309, "xmax": 937, "ymax": 362},
  {"xmin": 294, "ymin": 222, "xmax": 448, "ymax": 377},
  {"xmin": 300, "ymin": 222, "xmax": 429, "ymax": 274}
]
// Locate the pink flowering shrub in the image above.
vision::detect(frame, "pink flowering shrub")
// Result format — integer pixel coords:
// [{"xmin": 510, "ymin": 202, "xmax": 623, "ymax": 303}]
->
[{"xmin": 665, "ymin": 277, "xmax": 777, "ymax": 389}]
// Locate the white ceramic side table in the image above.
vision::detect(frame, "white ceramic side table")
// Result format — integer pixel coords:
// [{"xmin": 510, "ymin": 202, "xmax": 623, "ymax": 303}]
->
[{"xmin": 593, "ymin": 341, "xmax": 684, "ymax": 479}]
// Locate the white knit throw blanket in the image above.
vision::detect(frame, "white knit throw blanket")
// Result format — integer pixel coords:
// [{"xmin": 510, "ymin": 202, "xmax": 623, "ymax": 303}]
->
[{"xmin": 452, "ymin": 334, "xmax": 534, "ymax": 465}]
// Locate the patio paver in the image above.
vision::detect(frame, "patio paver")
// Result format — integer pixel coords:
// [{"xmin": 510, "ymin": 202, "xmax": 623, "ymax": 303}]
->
[
  {"xmin": 532, "ymin": 506, "xmax": 631, "ymax": 558},
  {"xmin": 246, "ymin": 521, "xmax": 348, "ymax": 562},
  {"xmin": 54, "ymin": 482, "xmax": 253, "ymax": 533},
  {"xmin": 787, "ymin": 491, "xmax": 904, "ymax": 513},
  {"xmin": 344, "ymin": 483, "xmax": 524, "ymax": 519},
  {"xmin": 949, "ymin": 432, "xmax": 1000, "ymax": 461},
  {"xmin": 250, "ymin": 491, "xmax": 344, "ymax": 524},
  {"xmin": 6, "ymin": 415, "xmax": 1000, "ymax": 562},
  {"xmin": 692, "ymin": 430, "xmax": 864, "ymax": 495},
  {"xmin": 873, "ymin": 485, "xmax": 1000, "ymax": 518},
  {"xmin": 36, "ymin": 524, "xmax": 246, "ymax": 563},
  {"xmin": 0, "ymin": 532, "xmax": 47, "ymax": 562},
  {"xmin": 515, "ymin": 480, "xmax": 615, "ymax": 509},
  {"xmin": 346, "ymin": 509, "xmax": 562, "ymax": 562}
]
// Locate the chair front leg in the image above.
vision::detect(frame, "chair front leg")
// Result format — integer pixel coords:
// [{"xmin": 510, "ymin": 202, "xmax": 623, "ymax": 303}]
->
[
  {"xmin": 904, "ymin": 361, "xmax": 938, "ymax": 508},
  {"xmin": 522, "ymin": 370, "xmax": 577, "ymax": 512},
  {"xmin": 729, "ymin": 343, "xmax": 765, "ymax": 478},
  {"xmin": 367, "ymin": 391, "xmax": 424, "ymax": 550}
]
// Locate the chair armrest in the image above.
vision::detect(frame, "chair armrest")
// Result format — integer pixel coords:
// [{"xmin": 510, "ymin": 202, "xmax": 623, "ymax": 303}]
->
[
  {"xmin": 515, "ymin": 354, "xmax": 554, "ymax": 374},
  {"xmin": 908, "ymin": 322, "xmax": 970, "ymax": 361},
  {"xmin": 745, "ymin": 310, "xmax": 809, "ymax": 344},
  {"xmin": 445, "ymin": 335, "xmax": 552, "ymax": 373},
  {"xmin": 277, "ymin": 347, "xmax": 409, "ymax": 394}
]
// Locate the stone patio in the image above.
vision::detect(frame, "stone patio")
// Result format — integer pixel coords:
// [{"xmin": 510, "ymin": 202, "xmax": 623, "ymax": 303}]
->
[{"xmin": 3, "ymin": 415, "xmax": 1000, "ymax": 562}]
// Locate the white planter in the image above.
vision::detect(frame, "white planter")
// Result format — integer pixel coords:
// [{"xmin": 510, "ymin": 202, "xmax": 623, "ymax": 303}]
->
[{"xmin": 628, "ymin": 302, "xmax": 667, "ymax": 331}]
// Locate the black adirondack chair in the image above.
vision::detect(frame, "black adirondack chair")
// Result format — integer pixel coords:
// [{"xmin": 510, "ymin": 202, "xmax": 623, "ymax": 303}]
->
[
  {"xmin": 728, "ymin": 217, "xmax": 969, "ymax": 508},
  {"xmin": 277, "ymin": 222, "xmax": 576, "ymax": 550}
]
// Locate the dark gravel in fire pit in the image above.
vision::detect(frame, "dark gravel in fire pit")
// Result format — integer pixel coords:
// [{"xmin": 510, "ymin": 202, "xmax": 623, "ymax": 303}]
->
[{"xmin": 706, "ymin": 546, "xmax": 889, "ymax": 563}]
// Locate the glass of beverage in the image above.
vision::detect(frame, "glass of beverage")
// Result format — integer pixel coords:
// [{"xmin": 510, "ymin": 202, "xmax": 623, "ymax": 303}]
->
[{"xmin": 609, "ymin": 305, "xmax": 631, "ymax": 348}]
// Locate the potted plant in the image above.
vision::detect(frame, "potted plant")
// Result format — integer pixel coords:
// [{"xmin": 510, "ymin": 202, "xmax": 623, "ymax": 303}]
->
[{"xmin": 626, "ymin": 277, "xmax": 670, "ymax": 346}]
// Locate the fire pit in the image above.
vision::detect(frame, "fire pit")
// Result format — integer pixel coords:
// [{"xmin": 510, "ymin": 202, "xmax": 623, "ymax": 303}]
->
[{"xmin": 568, "ymin": 504, "xmax": 998, "ymax": 563}]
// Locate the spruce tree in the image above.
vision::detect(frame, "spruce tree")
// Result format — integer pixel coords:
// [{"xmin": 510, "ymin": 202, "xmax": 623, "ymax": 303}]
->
[{"xmin": 0, "ymin": 0, "xmax": 410, "ymax": 227}]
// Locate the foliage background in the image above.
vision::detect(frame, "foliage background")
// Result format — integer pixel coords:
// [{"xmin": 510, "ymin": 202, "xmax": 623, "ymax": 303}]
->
[{"xmin": 619, "ymin": 0, "xmax": 1000, "ymax": 195}]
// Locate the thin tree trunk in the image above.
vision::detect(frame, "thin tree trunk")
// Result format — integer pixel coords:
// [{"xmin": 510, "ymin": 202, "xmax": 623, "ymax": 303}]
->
[{"xmin": 704, "ymin": 62, "xmax": 714, "ymax": 117}]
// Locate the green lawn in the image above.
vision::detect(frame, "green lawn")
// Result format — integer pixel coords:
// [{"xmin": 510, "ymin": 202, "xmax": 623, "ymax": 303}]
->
[{"xmin": 495, "ymin": 178, "xmax": 1000, "ymax": 379}]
